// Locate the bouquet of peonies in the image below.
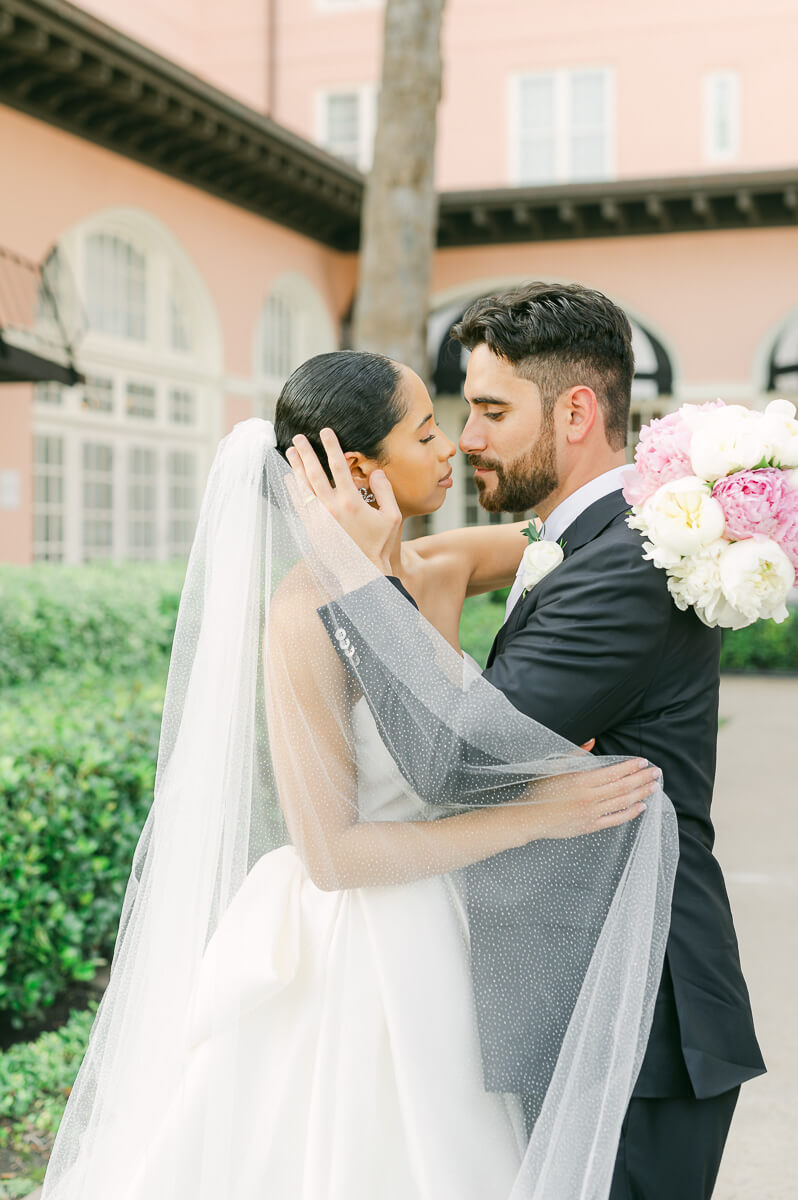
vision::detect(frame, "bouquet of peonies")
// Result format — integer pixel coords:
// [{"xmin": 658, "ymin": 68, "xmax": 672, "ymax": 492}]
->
[{"xmin": 623, "ymin": 399, "xmax": 798, "ymax": 629}]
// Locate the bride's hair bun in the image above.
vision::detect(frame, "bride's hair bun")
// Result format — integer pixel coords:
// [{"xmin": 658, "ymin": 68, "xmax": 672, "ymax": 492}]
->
[{"xmin": 274, "ymin": 350, "xmax": 405, "ymax": 480}]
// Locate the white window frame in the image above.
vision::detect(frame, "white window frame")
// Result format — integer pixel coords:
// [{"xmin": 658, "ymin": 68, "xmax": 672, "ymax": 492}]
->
[
  {"xmin": 703, "ymin": 71, "xmax": 740, "ymax": 164},
  {"xmin": 509, "ymin": 67, "xmax": 615, "ymax": 186},
  {"xmin": 32, "ymin": 210, "xmax": 225, "ymax": 564},
  {"xmin": 32, "ymin": 432, "xmax": 66, "ymax": 562},
  {"xmin": 254, "ymin": 272, "xmax": 338, "ymax": 421},
  {"xmin": 315, "ymin": 85, "xmax": 377, "ymax": 172}
]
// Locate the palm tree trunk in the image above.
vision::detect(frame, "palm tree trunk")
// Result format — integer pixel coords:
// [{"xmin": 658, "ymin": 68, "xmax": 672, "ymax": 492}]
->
[{"xmin": 352, "ymin": 0, "xmax": 446, "ymax": 383}]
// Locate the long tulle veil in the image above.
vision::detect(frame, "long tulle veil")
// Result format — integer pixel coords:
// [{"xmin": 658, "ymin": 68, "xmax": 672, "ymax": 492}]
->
[{"xmin": 41, "ymin": 417, "xmax": 677, "ymax": 1200}]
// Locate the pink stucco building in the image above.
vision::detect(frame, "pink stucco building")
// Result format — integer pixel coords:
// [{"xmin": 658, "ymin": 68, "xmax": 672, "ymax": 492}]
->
[{"xmin": 2, "ymin": 0, "xmax": 798, "ymax": 563}]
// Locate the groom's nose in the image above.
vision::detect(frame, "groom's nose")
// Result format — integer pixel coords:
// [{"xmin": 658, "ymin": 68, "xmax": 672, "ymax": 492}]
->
[{"xmin": 459, "ymin": 413, "xmax": 486, "ymax": 455}]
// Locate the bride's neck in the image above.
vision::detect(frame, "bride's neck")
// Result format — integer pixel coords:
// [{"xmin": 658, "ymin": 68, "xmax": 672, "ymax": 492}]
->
[{"xmin": 388, "ymin": 518, "xmax": 406, "ymax": 576}]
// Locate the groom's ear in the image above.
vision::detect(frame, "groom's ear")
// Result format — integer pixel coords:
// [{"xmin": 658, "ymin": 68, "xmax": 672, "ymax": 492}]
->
[{"xmin": 563, "ymin": 386, "xmax": 599, "ymax": 444}]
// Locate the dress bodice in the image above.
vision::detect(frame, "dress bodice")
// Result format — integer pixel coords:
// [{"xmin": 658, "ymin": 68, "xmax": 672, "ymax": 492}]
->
[
  {"xmin": 352, "ymin": 696, "xmax": 430, "ymax": 822},
  {"xmin": 351, "ymin": 651, "xmax": 483, "ymax": 823}
]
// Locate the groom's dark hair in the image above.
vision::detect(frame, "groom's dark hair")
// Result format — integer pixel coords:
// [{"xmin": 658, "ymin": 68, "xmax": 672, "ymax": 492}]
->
[{"xmin": 450, "ymin": 282, "xmax": 634, "ymax": 450}]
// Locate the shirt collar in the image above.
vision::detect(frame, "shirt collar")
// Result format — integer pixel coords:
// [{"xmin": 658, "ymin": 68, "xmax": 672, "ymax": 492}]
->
[{"xmin": 542, "ymin": 466, "xmax": 629, "ymax": 545}]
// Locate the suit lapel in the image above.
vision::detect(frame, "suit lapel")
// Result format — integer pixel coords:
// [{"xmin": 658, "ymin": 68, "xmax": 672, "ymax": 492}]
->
[
  {"xmin": 485, "ymin": 489, "xmax": 630, "ymax": 667},
  {"xmin": 557, "ymin": 488, "xmax": 630, "ymax": 560}
]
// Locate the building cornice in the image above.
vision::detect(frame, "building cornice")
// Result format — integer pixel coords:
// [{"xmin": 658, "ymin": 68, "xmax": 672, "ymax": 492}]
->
[
  {"xmin": 437, "ymin": 169, "xmax": 798, "ymax": 246},
  {"xmin": 0, "ymin": 0, "xmax": 363, "ymax": 249},
  {"xmin": 3, "ymin": 1, "xmax": 798, "ymax": 254}
]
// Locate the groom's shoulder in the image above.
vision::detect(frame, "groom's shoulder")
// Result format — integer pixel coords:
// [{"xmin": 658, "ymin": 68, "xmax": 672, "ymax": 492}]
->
[{"xmin": 568, "ymin": 509, "xmax": 656, "ymax": 575}]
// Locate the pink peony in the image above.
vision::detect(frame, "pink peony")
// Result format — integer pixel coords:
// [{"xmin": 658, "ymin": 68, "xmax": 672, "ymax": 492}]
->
[
  {"xmin": 712, "ymin": 468, "xmax": 787, "ymax": 541},
  {"xmin": 623, "ymin": 411, "xmax": 693, "ymax": 507},
  {"xmin": 774, "ymin": 486, "xmax": 798, "ymax": 580}
]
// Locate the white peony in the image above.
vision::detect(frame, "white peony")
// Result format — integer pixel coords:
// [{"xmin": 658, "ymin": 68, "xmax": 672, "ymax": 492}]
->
[
  {"xmin": 718, "ymin": 537, "xmax": 794, "ymax": 625},
  {"xmin": 687, "ymin": 406, "xmax": 771, "ymax": 482},
  {"xmin": 665, "ymin": 540, "xmax": 750, "ymax": 629},
  {"xmin": 639, "ymin": 476, "xmax": 726, "ymax": 558},
  {"xmin": 521, "ymin": 539, "xmax": 564, "ymax": 593},
  {"xmin": 761, "ymin": 398, "xmax": 798, "ymax": 469}
]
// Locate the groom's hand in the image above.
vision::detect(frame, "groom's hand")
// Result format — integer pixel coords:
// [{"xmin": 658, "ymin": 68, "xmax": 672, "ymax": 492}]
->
[{"xmin": 287, "ymin": 430, "xmax": 402, "ymax": 575}]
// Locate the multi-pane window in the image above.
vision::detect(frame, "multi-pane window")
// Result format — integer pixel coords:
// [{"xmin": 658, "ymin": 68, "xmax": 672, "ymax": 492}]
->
[
  {"xmin": 126, "ymin": 381, "xmax": 157, "ymax": 419},
  {"xmin": 34, "ymin": 382, "xmax": 64, "ymax": 406},
  {"xmin": 128, "ymin": 446, "xmax": 157, "ymax": 559},
  {"xmin": 324, "ymin": 93, "xmax": 360, "ymax": 166},
  {"xmin": 82, "ymin": 442, "xmax": 114, "ymax": 561},
  {"xmin": 85, "ymin": 233, "xmax": 147, "ymax": 340},
  {"xmin": 704, "ymin": 72, "xmax": 740, "ymax": 163},
  {"xmin": 261, "ymin": 293, "xmax": 297, "ymax": 380},
  {"xmin": 514, "ymin": 69, "xmax": 613, "ymax": 185},
  {"xmin": 319, "ymin": 88, "xmax": 376, "ymax": 170},
  {"xmin": 167, "ymin": 450, "xmax": 197, "ymax": 558},
  {"xmin": 33, "ymin": 434, "xmax": 65, "ymax": 562},
  {"xmin": 169, "ymin": 288, "xmax": 193, "ymax": 352},
  {"xmin": 83, "ymin": 375, "xmax": 114, "ymax": 413},
  {"xmin": 34, "ymin": 221, "xmax": 215, "ymax": 564},
  {"xmin": 516, "ymin": 75, "xmax": 556, "ymax": 185},
  {"xmin": 169, "ymin": 388, "xmax": 196, "ymax": 425}
]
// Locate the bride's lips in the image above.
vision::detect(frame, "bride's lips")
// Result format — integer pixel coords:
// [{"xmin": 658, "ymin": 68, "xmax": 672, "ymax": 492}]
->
[{"xmin": 438, "ymin": 469, "xmax": 453, "ymax": 488}]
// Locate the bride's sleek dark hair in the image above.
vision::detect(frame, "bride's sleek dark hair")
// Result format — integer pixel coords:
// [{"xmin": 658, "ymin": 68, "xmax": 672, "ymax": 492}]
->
[{"xmin": 275, "ymin": 350, "xmax": 405, "ymax": 477}]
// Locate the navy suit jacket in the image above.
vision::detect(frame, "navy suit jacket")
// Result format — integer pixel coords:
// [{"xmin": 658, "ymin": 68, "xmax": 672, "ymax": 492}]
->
[{"xmin": 319, "ymin": 490, "xmax": 765, "ymax": 1099}]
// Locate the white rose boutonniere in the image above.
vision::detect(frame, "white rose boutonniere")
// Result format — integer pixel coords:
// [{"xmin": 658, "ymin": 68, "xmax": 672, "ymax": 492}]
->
[{"xmin": 520, "ymin": 520, "xmax": 565, "ymax": 597}]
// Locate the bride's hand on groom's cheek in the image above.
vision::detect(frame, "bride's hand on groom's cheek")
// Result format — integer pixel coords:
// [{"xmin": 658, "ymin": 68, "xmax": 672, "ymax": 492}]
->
[{"xmin": 287, "ymin": 430, "xmax": 402, "ymax": 574}]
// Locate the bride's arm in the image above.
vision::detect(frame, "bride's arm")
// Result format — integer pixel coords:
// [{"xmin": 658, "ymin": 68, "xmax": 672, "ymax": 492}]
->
[
  {"xmin": 266, "ymin": 600, "xmax": 655, "ymax": 892},
  {"xmin": 413, "ymin": 518, "xmax": 536, "ymax": 599}
]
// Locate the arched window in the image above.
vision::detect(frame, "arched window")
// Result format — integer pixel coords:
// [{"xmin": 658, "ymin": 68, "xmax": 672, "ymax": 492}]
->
[
  {"xmin": 32, "ymin": 209, "xmax": 223, "ymax": 565},
  {"xmin": 766, "ymin": 315, "xmax": 798, "ymax": 394},
  {"xmin": 85, "ymin": 233, "xmax": 147, "ymax": 340},
  {"xmin": 255, "ymin": 274, "xmax": 337, "ymax": 419}
]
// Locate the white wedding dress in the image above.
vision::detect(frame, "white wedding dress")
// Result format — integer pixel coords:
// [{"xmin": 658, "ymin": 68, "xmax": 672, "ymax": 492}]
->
[{"xmin": 120, "ymin": 696, "xmax": 526, "ymax": 1200}]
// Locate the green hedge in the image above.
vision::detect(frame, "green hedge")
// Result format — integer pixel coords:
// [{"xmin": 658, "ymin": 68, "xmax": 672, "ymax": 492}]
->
[
  {"xmin": 0, "ymin": 668, "xmax": 164, "ymax": 1026},
  {"xmin": 0, "ymin": 563, "xmax": 184, "ymax": 689},
  {"xmin": 459, "ymin": 590, "xmax": 510, "ymax": 668},
  {"xmin": 0, "ymin": 1002, "xmax": 96, "ymax": 1183},
  {"xmin": 720, "ymin": 606, "xmax": 798, "ymax": 672}
]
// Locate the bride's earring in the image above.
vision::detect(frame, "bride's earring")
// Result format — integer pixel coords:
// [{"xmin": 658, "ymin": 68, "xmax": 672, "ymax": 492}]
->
[{"xmin": 359, "ymin": 486, "xmax": 376, "ymax": 505}]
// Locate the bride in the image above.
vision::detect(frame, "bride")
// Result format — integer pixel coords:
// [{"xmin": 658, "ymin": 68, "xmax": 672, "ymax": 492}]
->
[{"xmin": 41, "ymin": 350, "xmax": 674, "ymax": 1200}]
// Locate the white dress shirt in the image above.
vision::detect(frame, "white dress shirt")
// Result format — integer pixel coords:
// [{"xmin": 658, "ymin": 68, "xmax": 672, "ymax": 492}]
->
[{"xmin": 504, "ymin": 465, "xmax": 629, "ymax": 622}]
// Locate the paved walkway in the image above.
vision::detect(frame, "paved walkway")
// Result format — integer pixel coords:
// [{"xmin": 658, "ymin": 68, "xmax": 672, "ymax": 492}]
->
[{"xmin": 713, "ymin": 677, "xmax": 797, "ymax": 1200}]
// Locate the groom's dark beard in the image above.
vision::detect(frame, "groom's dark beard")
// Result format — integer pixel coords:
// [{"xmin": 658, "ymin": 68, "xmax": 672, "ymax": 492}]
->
[{"xmin": 469, "ymin": 421, "xmax": 559, "ymax": 514}]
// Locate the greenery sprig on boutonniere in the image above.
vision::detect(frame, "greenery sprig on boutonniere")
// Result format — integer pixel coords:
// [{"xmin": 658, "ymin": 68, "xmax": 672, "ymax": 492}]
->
[{"xmin": 519, "ymin": 521, "xmax": 566, "ymax": 598}]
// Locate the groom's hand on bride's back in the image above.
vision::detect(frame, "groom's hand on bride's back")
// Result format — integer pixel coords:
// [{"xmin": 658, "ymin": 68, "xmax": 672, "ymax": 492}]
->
[{"xmin": 287, "ymin": 430, "xmax": 402, "ymax": 574}]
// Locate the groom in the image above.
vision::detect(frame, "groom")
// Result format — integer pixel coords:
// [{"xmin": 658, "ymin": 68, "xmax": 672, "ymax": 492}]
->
[{"xmin": 306, "ymin": 282, "xmax": 765, "ymax": 1199}]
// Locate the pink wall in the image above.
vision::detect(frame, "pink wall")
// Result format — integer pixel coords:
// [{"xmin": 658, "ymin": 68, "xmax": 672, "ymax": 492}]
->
[
  {"xmin": 0, "ymin": 105, "xmax": 356, "ymax": 563},
  {"xmin": 433, "ymin": 226, "xmax": 798, "ymax": 395},
  {"xmin": 77, "ymin": 0, "xmax": 798, "ymax": 188},
  {"xmin": 0, "ymin": 385, "xmax": 33, "ymax": 565},
  {"xmin": 76, "ymin": 0, "xmax": 270, "ymax": 112},
  {"xmin": 0, "ymin": 107, "xmax": 355, "ymax": 382}
]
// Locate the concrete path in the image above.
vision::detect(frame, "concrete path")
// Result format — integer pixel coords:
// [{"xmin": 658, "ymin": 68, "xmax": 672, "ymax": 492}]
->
[{"xmin": 713, "ymin": 677, "xmax": 798, "ymax": 1200}]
